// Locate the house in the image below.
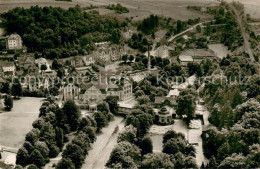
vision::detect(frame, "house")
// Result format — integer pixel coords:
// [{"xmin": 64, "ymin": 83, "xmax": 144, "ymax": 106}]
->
[
  {"xmin": 0, "ymin": 61, "xmax": 15, "ymax": 77},
  {"xmin": 63, "ymin": 83, "xmax": 80, "ymax": 101},
  {"xmin": 17, "ymin": 55, "xmax": 36, "ymax": 70},
  {"xmin": 6, "ymin": 33, "xmax": 22, "ymax": 50},
  {"xmin": 179, "ymin": 55, "xmax": 193, "ymax": 66},
  {"xmin": 183, "ymin": 35, "xmax": 190, "ymax": 41},
  {"xmin": 76, "ymin": 77, "xmax": 133, "ymax": 110},
  {"xmin": 84, "ymin": 55, "xmax": 95, "ymax": 66},
  {"xmin": 71, "ymin": 56, "xmax": 85, "ymax": 67},
  {"xmin": 35, "ymin": 58, "xmax": 51, "ymax": 72},
  {"xmin": 166, "ymin": 89, "xmax": 180, "ymax": 99},
  {"xmin": 95, "ymin": 58, "xmax": 119, "ymax": 72},
  {"xmin": 79, "ymin": 83, "xmax": 106, "ymax": 106}
]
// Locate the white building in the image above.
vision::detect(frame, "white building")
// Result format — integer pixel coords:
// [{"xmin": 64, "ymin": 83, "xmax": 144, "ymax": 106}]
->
[
  {"xmin": 63, "ymin": 83, "xmax": 80, "ymax": 100},
  {"xmin": 6, "ymin": 33, "xmax": 22, "ymax": 50},
  {"xmin": 179, "ymin": 55, "xmax": 193, "ymax": 66},
  {"xmin": 35, "ymin": 58, "xmax": 51, "ymax": 72}
]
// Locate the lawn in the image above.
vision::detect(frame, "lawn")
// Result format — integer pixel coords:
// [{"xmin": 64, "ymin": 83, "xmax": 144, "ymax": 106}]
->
[{"xmin": 0, "ymin": 97, "xmax": 44, "ymax": 148}]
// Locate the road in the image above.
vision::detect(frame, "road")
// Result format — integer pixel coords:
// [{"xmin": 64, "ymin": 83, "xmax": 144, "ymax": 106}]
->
[
  {"xmin": 82, "ymin": 116, "xmax": 124, "ymax": 169},
  {"xmin": 229, "ymin": 3, "xmax": 255, "ymax": 63},
  {"xmin": 168, "ymin": 20, "xmax": 213, "ymax": 43}
]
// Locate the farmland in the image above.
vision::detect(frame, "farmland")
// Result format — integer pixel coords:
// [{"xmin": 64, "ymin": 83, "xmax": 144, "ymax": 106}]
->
[{"xmin": 0, "ymin": 0, "xmax": 218, "ymax": 20}]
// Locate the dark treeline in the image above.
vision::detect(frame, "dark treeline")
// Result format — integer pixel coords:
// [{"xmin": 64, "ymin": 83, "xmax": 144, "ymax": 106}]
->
[{"xmin": 1, "ymin": 5, "xmax": 124, "ymax": 58}]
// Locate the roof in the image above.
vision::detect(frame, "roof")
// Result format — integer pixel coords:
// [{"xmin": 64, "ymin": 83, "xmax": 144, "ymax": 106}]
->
[
  {"xmin": 179, "ymin": 55, "xmax": 193, "ymax": 62},
  {"xmin": 8, "ymin": 33, "xmax": 21, "ymax": 40},
  {"xmin": 167, "ymin": 89, "xmax": 180, "ymax": 97},
  {"xmin": 118, "ymin": 102, "xmax": 134, "ymax": 109},
  {"xmin": 154, "ymin": 96, "xmax": 166, "ymax": 104},
  {"xmin": 181, "ymin": 49, "xmax": 215, "ymax": 57},
  {"xmin": 0, "ymin": 61, "xmax": 14, "ymax": 67},
  {"xmin": 183, "ymin": 35, "xmax": 189, "ymax": 40}
]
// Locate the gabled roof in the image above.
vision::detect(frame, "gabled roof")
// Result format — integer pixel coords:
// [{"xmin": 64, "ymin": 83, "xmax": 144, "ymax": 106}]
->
[{"xmin": 8, "ymin": 33, "xmax": 21, "ymax": 40}]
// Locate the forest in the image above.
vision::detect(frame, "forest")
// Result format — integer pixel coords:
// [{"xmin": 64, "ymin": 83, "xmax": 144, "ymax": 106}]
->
[{"xmin": 1, "ymin": 5, "xmax": 124, "ymax": 58}]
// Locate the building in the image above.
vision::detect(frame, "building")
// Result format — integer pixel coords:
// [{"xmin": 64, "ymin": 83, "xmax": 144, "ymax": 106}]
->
[
  {"xmin": 6, "ymin": 33, "xmax": 22, "ymax": 50},
  {"xmin": 166, "ymin": 89, "xmax": 180, "ymax": 99},
  {"xmin": 35, "ymin": 58, "xmax": 51, "ymax": 72},
  {"xmin": 63, "ymin": 83, "xmax": 80, "ymax": 101},
  {"xmin": 179, "ymin": 55, "xmax": 194, "ymax": 66},
  {"xmin": 179, "ymin": 49, "xmax": 215, "ymax": 66},
  {"xmin": 0, "ymin": 61, "xmax": 15, "ymax": 77},
  {"xmin": 155, "ymin": 106, "xmax": 175, "ymax": 125},
  {"xmin": 17, "ymin": 55, "xmax": 36, "ymax": 71},
  {"xmin": 84, "ymin": 55, "xmax": 95, "ymax": 66}
]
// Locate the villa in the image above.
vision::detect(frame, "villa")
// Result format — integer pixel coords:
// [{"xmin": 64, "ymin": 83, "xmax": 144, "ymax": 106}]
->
[{"xmin": 6, "ymin": 33, "xmax": 23, "ymax": 50}]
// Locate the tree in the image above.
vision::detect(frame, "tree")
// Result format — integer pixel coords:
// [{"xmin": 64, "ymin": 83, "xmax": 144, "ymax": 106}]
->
[
  {"xmin": 4, "ymin": 95, "xmax": 13, "ymax": 110},
  {"xmin": 40, "ymin": 64, "xmax": 47, "ymax": 72},
  {"xmin": 137, "ymin": 95, "xmax": 150, "ymax": 105},
  {"xmin": 218, "ymin": 153, "xmax": 246, "ymax": 169},
  {"xmin": 16, "ymin": 147, "xmax": 29, "ymax": 167},
  {"xmin": 163, "ymin": 130, "xmax": 178, "ymax": 143},
  {"xmin": 177, "ymin": 20, "xmax": 183, "ymax": 33},
  {"xmin": 1, "ymin": 82, "xmax": 10, "ymax": 94},
  {"xmin": 34, "ymin": 141, "xmax": 50, "ymax": 161},
  {"xmin": 117, "ymin": 125, "xmax": 137, "ymax": 144},
  {"xmin": 196, "ymin": 25, "xmax": 201, "ymax": 33},
  {"xmin": 49, "ymin": 86, "xmax": 59, "ymax": 96},
  {"xmin": 52, "ymin": 59, "xmax": 60, "ymax": 69},
  {"xmin": 139, "ymin": 136, "xmax": 153, "ymax": 155},
  {"xmin": 176, "ymin": 89, "xmax": 196, "ymax": 121},
  {"xmin": 93, "ymin": 111, "xmax": 108, "ymax": 132},
  {"xmin": 55, "ymin": 127, "xmax": 64, "ymax": 150},
  {"xmin": 106, "ymin": 142, "xmax": 141, "ymax": 169},
  {"xmin": 129, "ymin": 55, "xmax": 134, "ymax": 62},
  {"xmin": 82, "ymin": 126, "xmax": 96, "ymax": 143},
  {"xmin": 56, "ymin": 158, "xmax": 75, "ymax": 169},
  {"xmin": 62, "ymin": 100, "xmax": 81, "ymax": 131},
  {"xmin": 25, "ymin": 129, "xmax": 40, "ymax": 144},
  {"xmin": 105, "ymin": 96, "xmax": 119, "ymax": 114},
  {"xmin": 62, "ymin": 143, "xmax": 85, "ymax": 168},
  {"xmin": 29, "ymin": 149, "xmax": 46, "ymax": 167},
  {"xmin": 27, "ymin": 164, "xmax": 39, "ymax": 169},
  {"xmin": 14, "ymin": 165, "xmax": 23, "ymax": 169},
  {"xmin": 141, "ymin": 153, "xmax": 174, "ymax": 169},
  {"xmin": 125, "ymin": 110, "xmax": 153, "ymax": 137},
  {"xmin": 11, "ymin": 80, "xmax": 23, "ymax": 98},
  {"xmin": 122, "ymin": 54, "xmax": 128, "ymax": 63}
]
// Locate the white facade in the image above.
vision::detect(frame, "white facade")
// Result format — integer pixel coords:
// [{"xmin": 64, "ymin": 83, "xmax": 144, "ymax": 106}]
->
[
  {"xmin": 63, "ymin": 84, "xmax": 80, "ymax": 100},
  {"xmin": 7, "ymin": 34, "xmax": 22, "ymax": 49}
]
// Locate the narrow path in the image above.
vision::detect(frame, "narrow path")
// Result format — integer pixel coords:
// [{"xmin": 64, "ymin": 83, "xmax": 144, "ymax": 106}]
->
[
  {"xmin": 82, "ymin": 116, "xmax": 124, "ymax": 169},
  {"xmin": 168, "ymin": 20, "xmax": 213, "ymax": 42}
]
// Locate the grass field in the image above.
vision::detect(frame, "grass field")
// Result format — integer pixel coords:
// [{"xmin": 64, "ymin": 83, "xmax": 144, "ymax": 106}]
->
[
  {"xmin": 0, "ymin": 97, "xmax": 44, "ymax": 148},
  {"xmin": 0, "ymin": 0, "xmax": 218, "ymax": 21}
]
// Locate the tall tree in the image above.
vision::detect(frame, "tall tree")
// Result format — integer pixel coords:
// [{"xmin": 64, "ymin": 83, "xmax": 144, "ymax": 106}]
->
[
  {"xmin": 62, "ymin": 100, "xmax": 81, "ymax": 131},
  {"xmin": 4, "ymin": 95, "xmax": 13, "ymax": 110},
  {"xmin": 11, "ymin": 80, "xmax": 23, "ymax": 98}
]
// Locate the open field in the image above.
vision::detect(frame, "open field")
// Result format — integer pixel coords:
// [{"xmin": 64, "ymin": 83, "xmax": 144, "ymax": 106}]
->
[
  {"xmin": 0, "ymin": 0, "xmax": 218, "ymax": 21},
  {"xmin": 0, "ymin": 97, "xmax": 44, "ymax": 148},
  {"xmin": 226, "ymin": 0, "xmax": 260, "ymax": 19}
]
